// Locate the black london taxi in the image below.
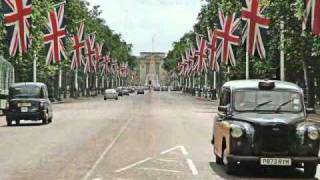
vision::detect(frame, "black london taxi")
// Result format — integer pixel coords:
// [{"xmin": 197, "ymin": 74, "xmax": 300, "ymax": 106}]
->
[
  {"xmin": 5, "ymin": 83, "xmax": 53, "ymax": 126},
  {"xmin": 212, "ymin": 80, "xmax": 320, "ymax": 177}
]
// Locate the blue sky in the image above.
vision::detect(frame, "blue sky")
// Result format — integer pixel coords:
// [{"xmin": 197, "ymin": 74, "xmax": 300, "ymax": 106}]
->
[{"xmin": 87, "ymin": 0, "xmax": 204, "ymax": 56}]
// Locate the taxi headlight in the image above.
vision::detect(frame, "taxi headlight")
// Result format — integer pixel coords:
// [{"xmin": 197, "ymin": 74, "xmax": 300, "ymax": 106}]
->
[
  {"xmin": 231, "ymin": 125, "xmax": 244, "ymax": 138},
  {"xmin": 39, "ymin": 102, "xmax": 45, "ymax": 109},
  {"xmin": 308, "ymin": 126, "xmax": 319, "ymax": 140}
]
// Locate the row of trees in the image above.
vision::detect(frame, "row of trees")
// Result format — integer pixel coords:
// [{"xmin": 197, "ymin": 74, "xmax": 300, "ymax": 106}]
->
[
  {"xmin": 0, "ymin": 0, "xmax": 136, "ymax": 99},
  {"xmin": 164, "ymin": 0, "xmax": 320, "ymax": 108}
]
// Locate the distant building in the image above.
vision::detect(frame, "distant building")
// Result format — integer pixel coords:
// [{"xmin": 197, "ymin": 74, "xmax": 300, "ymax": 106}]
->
[{"xmin": 137, "ymin": 52, "xmax": 169, "ymax": 86}]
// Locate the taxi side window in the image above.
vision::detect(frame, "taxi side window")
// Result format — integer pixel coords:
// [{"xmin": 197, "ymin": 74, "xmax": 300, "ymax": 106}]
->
[{"xmin": 220, "ymin": 88, "xmax": 231, "ymax": 106}]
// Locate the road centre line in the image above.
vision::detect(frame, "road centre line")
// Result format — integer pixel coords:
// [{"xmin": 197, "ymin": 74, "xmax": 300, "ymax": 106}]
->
[
  {"xmin": 82, "ymin": 118, "xmax": 133, "ymax": 180},
  {"xmin": 115, "ymin": 157, "xmax": 153, "ymax": 173},
  {"xmin": 156, "ymin": 158, "xmax": 180, "ymax": 163},
  {"xmin": 186, "ymin": 158, "xmax": 199, "ymax": 176},
  {"xmin": 138, "ymin": 167, "xmax": 184, "ymax": 173},
  {"xmin": 160, "ymin": 145, "xmax": 188, "ymax": 155}
]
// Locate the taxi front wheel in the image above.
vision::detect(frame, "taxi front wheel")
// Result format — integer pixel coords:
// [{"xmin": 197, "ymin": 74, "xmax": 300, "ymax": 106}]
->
[
  {"xmin": 6, "ymin": 117, "xmax": 12, "ymax": 126},
  {"xmin": 304, "ymin": 163, "xmax": 317, "ymax": 178}
]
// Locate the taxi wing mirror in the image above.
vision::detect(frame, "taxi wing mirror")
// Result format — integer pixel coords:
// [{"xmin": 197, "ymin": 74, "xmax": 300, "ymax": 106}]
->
[{"xmin": 218, "ymin": 106, "xmax": 228, "ymax": 113}]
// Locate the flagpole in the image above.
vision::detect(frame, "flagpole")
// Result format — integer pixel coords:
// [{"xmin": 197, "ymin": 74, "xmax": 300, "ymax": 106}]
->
[
  {"xmin": 86, "ymin": 74, "xmax": 89, "ymax": 96},
  {"xmin": 280, "ymin": 21, "xmax": 285, "ymax": 81},
  {"xmin": 33, "ymin": 50, "xmax": 37, "ymax": 82},
  {"xmin": 246, "ymin": 51, "xmax": 249, "ymax": 79},
  {"xmin": 75, "ymin": 70, "xmax": 78, "ymax": 96},
  {"xmin": 58, "ymin": 67, "xmax": 62, "ymax": 99}
]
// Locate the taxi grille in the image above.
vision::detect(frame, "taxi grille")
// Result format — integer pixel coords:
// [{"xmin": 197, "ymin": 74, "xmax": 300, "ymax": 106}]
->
[{"xmin": 260, "ymin": 124, "xmax": 289, "ymax": 154}]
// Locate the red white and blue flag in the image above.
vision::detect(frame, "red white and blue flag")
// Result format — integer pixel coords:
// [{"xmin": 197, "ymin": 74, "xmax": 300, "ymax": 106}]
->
[
  {"xmin": 207, "ymin": 28, "xmax": 222, "ymax": 71},
  {"xmin": 43, "ymin": 3, "xmax": 67, "ymax": 65},
  {"xmin": 241, "ymin": 0, "xmax": 270, "ymax": 59},
  {"xmin": 216, "ymin": 10, "xmax": 240, "ymax": 66},
  {"xmin": 101, "ymin": 55, "xmax": 111, "ymax": 75},
  {"xmin": 71, "ymin": 22, "xmax": 85, "ymax": 70},
  {"xmin": 95, "ymin": 43, "xmax": 103, "ymax": 64},
  {"xmin": 3, "ymin": 0, "xmax": 32, "ymax": 57},
  {"xmin": 84, "ymin": 34, "xmax": 96, "ymax": 73},
  {"xmin": 195, "ymin": 34, "xmax": 208, "ymax": 74},
  {"xmin": 303, "ymin": 0, "xmax": 320, "ymax": 35}
]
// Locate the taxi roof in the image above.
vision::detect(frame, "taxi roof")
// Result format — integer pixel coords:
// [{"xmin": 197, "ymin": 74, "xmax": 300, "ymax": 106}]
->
[
  {"xmin": 223, "ymin": 80, "xmax": 301, "ymax": 91},
  {"xmin": 11, "ymin": 82, "xmax": 46, "ymax": 88}
]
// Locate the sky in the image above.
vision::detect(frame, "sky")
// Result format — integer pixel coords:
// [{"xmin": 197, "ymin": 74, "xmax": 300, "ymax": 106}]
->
[{"xmin": 87, "ymin": 0, "xmax": 204, "ymax": 56}]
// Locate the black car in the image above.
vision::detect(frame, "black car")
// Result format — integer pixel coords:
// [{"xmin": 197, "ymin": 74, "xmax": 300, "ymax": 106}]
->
[
  {"xmin": 212, "ymin": 80, "xmax": 320, "ymax": 178},
  {"xmin": 161, "ymin": 86, "xmax": 168, "ymax": 91},
  {"xmin": 116, "ymin": 87, "xmax": 123, "ymax": 96},
  {"xmin": 6, "ymin": 83, "xmax": 53, "ymax": 126},
  {"xmin": 137, "ymin": 87, "xmax": 145, "ymax": 94}
]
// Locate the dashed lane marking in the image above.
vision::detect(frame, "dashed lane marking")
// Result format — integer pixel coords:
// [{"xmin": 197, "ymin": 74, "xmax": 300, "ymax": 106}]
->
[
  {"xmin": 186, "ymin": 158, "xmax": 199, "ymax": 176},
  {"xmin": 138, "ymin": 167, "xmax": 184, "ymax": 173},
  {"xmin": 115, "ymin": 157, "xmax": 152, "ymax": 173},
  {"xmin": 82, "ymin": 118, "xmax": 133, "ymax": 180}
]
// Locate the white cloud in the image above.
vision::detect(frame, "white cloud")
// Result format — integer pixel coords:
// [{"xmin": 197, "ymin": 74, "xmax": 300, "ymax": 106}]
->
[{"xmin": 87, "ymin": 0, "xmax": 203, "ymax": 56}]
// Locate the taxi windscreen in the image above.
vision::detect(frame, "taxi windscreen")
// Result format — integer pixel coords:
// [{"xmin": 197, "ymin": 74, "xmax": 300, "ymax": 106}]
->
[
  {"xmin": 234, "ymin": 90, "xmax": 303, "ymax": 113},
  {"xmin": 9, "ymin": 86, "xmax": 41, "ymax": 99}
]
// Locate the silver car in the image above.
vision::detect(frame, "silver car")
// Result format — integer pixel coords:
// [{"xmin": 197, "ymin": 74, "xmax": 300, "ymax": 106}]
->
[{"xmin": 104, "ymin": 89, "xmax": 118, "ymax": 100}]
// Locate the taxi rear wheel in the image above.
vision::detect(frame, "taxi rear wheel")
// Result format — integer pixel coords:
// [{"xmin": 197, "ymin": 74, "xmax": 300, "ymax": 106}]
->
[
  {"xmin": 42, "ymin": 111, "xmax": 49, "ymax": 125},
  {"xmin": 304, "ymin": 163, "xmax": 317, "ymax": 178},
  {"xmin": 6, "ymin": 117, "xmax": 12, "ymax": 126}
]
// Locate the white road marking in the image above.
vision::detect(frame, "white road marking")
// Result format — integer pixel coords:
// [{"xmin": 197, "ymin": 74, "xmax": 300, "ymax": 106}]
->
[
  {"xmin": 156, "ymin": 158, "xmax": 180, "ymax": 163},
  {"xmin": 82, "ymin": 119, "xmax": 133, "ymax": 180},
  {"xmin": 138, "ymin": 167, "xmax": 184, "ymax": 173},
  {"xmin": 160, "ymin": 145, "xmax": 188, "ymax": 155},
  {"xmin": 92, "ymin": 178, "xmax": 102, "ymax": 180},
  {"xmin": 115, "ymin": 157, "xmax": 152, "ymax": 173},
  {"xmin": 186, "ymin": 158, "xmax": 198, "ymax": 176}
]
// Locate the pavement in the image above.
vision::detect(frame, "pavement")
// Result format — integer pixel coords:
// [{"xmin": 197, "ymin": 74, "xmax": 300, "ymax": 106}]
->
[{"xmin": 0, "ymin": 91, "xmax": 319, "ymax": 180}]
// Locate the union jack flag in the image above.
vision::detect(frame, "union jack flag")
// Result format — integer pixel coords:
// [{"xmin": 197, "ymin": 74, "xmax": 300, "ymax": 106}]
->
[
  {"xmin": 43, "ymin": 4, "xmax": 67, "ymax": 65},
  {"xmin": 241, "ymin": 0, "xmax": 270, "ymax": 59},
  {"xmin": 216, "ymin": 10, "xmax": 240, "ymax": 66},
  {"xmin": 303, "ymin": 0, "xmax": 320, "ymax": 35},
  {"xmin": 120, "ymin": 63, "xmax": 129, "ymax": 77},
  {"xmin": 207, "ymin": 28, "xmax": 222, "ymax": 71},
  {"xmin": 71, "ymin": 22, "xmax": 85, "ymax": 70},
  {"xmin": 195, "ymin": 34, "xmax": 208, "ymax": 74},
  {"xmin": 101, "ymin": 55, "xmax": 111, "ymax": 75},
  {"xmin": 95, "ymin": 43, "xmax": 103, "ymax": 64},
  {"xmin": 3, "ymin": 0, "xmax": 32, "ymax": 57},
  {"xmin": 84, "ymin": 34, "xmax": 96, "ymax": 73},
  {"xmin": 188, "ymin": 47, "xmax": 197, "ymax": 76}
]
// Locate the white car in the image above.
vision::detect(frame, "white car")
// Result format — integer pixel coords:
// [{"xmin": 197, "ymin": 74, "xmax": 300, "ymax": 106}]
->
[{"xmin": 104, "ymin": 89, "xmax": 118, "ymax": 100}]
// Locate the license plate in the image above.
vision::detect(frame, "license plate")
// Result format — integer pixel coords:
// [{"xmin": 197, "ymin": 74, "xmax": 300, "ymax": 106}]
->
[
  {"xmin": 260, "ymin": 158, "xmax": 292, "ymax": 166},
  {"xmin": 21, "ymin": 107, "xmax": 28, "ymax": 112},
  {"xmin": 18, "ymin": 103, "xmax": 31, "ymax": 107}
]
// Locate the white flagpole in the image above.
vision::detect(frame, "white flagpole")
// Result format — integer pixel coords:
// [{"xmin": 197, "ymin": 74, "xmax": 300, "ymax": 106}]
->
[
  {"xmin": 192, "ymin": 75, "xmax": 195, "ymax": 88},
  {"xmin": 205, "ymin": 73, "xmax": 208, "ymax": 89},
  {"xmin": 189, "ymin": 76, "xmax": 191, "ymax": 89},
  {"xmin": 75, "ymin": 70, "xmax": 78, "ymax": 91},
  {"xmin": 280, "ymin": 21, "xmax": 285, "ymax": 81},
  {"xmin": 86, "ymin": 74, "xmax": 89, "ymax": 90},
  {"xmin": 59, "ymin": 68, "xmax": 62, "ymax": 89},
  {"xmin": 246, "ymin": 51, "xmax": 249, "ymax": 79},
  {"xmin": 213, "ymin": 71, "xmax": 217, "ymax": 90},
  {"xmin": 33, "ymin": 51, "xmax": 37, "ymax": 82},
  {"xmin": 227, "ymin": 67, "xmax": 231, "ymax": 81},
  {"xmin": 102, "ymin": 76, "xmax": 105, "ymax": 89}
]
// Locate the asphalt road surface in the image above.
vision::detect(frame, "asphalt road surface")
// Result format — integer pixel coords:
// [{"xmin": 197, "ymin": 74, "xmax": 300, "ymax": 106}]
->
[{"xmin": 0, "ymin": 91, "xmax": 319, "ymax": 180}]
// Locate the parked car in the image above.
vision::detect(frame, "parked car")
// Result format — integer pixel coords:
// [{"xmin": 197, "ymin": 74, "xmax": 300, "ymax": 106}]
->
[
  {"xmin": 137, "ymin": 87, "xmax": 145, "ymax": 94},
  {"xmin": 154, "ymin": 86, "xmax": 161, "ymax": 91},
  {"xmin": 104, "ymin": 89, "xmax": 118, "ymax": 100},
  {"xmin": 161, "ymin": 86, "xmax": 168, "ymax": 91},
  {"xmin": 123, "ymin": 88, "xmax": 130, "ymax": 96},
  {"xmin": 212, "ymin": 80, "xmax": 320, "ymax": 178},
  {"xmin": 128, "ymin": 87, "xmax": 136, "ymax": 93},
  {"xmin": 116, "ymin": 87, "xmax": 123, "ymax": 96},
  {"xmin": 5, "ymin": 83, "xmax": 53, "ymax": 126}
]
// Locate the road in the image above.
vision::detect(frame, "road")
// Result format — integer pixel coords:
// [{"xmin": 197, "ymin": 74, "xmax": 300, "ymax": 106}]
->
[{"xmin": 0, "ymin": 91, "xmax": 319, "ymax": 180}]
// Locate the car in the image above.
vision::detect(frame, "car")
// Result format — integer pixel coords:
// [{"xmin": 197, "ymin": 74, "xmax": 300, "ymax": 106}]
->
[
  {"xmin": 5, "ymin": 82, "xmax": 53, "ymax": 126},
  {"xmin": 161, "ymin": 86, "xmax": 168, "ymax": 91},
  {"xmin": 212, "ymin": 80, "xmax": 320, "ymax": 178},
  {"xmin": 123, "ymin": 88, "xmax": 130, "ymax": 96},
  {"xmin": 154, "ymin": 86, "xmax": 161, "ymax": 91},
  {"xmin": 104, "ymin": 89, "xmax": 118, "ymax": 100},
  {"xmin": 137, "ymin": 87, "xmax": 145, "ymax": 94},
  {"xmin": 116, "ymin": 87, "xmax": 123, "ymax": 96},
  {"xmin": 128, "ymin": 87, "xmax": 136, "ymax": 93}
]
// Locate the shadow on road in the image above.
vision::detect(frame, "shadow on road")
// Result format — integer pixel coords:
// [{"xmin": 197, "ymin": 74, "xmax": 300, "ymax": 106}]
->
[{"xmin": 209, "ymin": 162, "xmax": 318, "ymax": 180}]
